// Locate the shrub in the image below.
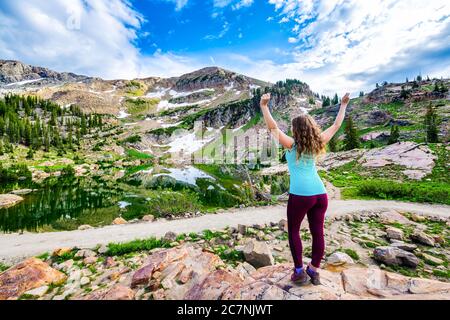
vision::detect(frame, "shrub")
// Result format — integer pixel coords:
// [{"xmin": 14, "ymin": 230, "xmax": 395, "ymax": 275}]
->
[
  {"xmin": 357, "ymin": 180, "xmax": 449, "ymax": 205},
  {"xmin": 105, "ymin": 237, "xmax": 170, "ymax": 256},
  {"xmin": 0, "ymin": 163, "xmax": 32, "ymax": 182},
  {"xmin": 61, "ymin": 165, "xmax": 75, "ymax": 177}
]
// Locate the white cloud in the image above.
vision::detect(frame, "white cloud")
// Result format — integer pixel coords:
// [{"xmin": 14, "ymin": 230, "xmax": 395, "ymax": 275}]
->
[
  {"xmin": 232, "ymin": 0, "xmax": 254, "ymax": 10},
  {"xmin": 266, "ymin": 0, "xmax": 450, "ymax": 95},
  {"xmin": 203, "ymin": 21, "xmax": 230, "ymax": 40},
  {"xmin": 213, "ymin": 0, "xmax": 254, "ymax": 10},
  {"xmin": 0, "ymin": 0, "xmax": 201, "ymax": 79},
  {"xmin": 164, "ymin": 0, "xmax": 189, "ymax": 11}
]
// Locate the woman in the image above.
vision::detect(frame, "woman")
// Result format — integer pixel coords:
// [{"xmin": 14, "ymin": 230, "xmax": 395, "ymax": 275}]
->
[{"xmin": 260, "ymin": 92, "xmax": 350, "ymax": 285}]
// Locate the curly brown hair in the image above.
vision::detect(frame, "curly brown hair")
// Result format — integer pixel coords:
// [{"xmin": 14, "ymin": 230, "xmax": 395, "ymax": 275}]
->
[{"xmin": 291, "ymin": 114, "xmax": 325, "ymax": 159}]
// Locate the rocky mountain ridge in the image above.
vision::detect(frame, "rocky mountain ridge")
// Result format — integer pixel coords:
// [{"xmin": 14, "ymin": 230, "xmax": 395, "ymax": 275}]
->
[{"xmin": 0, "ymin": 60, "xmax": 92, "ymax": 86}]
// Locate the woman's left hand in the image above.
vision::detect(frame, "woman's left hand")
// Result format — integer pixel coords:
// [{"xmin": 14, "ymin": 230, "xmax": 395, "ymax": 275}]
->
[{"xmin": 341, "ymin": 93, "xmax": 350, "ymax": 107}]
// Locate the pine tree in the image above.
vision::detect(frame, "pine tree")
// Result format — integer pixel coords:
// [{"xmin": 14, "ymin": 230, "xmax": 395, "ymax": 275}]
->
[
  {"xmin": 433, "ymin": 82, "xmax": 440, "ymax": 92},
  {"xmin": 424, "ymin": 104, "xmax": 439, "ymax": 143},
  {"xmin": 26, "ymin": 148, "xmax": 34, "ymax": 159},
  {"xmin": 343, "ymin": 116, "xmax": 360, "ymax": 150},
  {"xmin": 388, "ymin": 125, "xmax": 400, "ymax": 144},
  {"xmin": 328, "ymin": 134, "xmax": 338, "ymax": 152},
  {"xmin": 332, "ymin": 93, "xmax": 339, "ymax": 105}
]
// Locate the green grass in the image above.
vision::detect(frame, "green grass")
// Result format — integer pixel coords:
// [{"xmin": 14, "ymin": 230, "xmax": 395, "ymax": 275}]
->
[
  {"xmin": 125, "ymin": 148, "xmax": 153, "ymax": 160},
  {"xmin": 201, "ymin": 229, "xmax": 224, "ymax": 241},
  {"xmin": 36, "ymin": 252, "xmax": 50, "ymax": 261},
  {"xmin": 357, "ymin": 180, "xmax": 449, "ymax": 205},
  {"xmin": 124, "ymin": 98, "xmax": 159, "ymax": 115},
  {"xmin": 342, "ymin": 248, "xmax": 360, "ymax": 261},
  {"xmin": 105, "ymin": 237, "xmax": 171, "ymax": 256},
  {"xmin": 432, "ymin": 269, "xmax": 450, "ymax": 279},
  {"xmin": 211, "ymin": 245, "xmax": 244, "ymax": 266},
  {"xmin": 52, "ymin": 251, "xmax": 77, "ymax": 264},
  {"xmin": 125, "ymin": 163, "xmax": 153, "ymax": 176},
  {"xmin": 0, "ymin": 263, "xmax": 10, "ymax": 272}
]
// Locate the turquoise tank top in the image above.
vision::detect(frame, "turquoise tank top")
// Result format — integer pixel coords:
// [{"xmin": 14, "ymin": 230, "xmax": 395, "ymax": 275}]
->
[{"xmin": 285, "ymin": 144, "xmax": 327, "ymax": 196}]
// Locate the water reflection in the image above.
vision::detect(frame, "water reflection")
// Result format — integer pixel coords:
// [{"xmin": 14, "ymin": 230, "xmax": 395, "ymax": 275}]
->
[{"xmin": 0, "ymin": 177, "xmax": 140, "ymax": 233}]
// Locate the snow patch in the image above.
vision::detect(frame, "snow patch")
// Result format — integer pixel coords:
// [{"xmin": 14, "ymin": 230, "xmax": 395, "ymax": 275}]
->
[
  {"xmin": 146, "ymin": 87, "xmax": 170, "ymax": 99},
  {"xmin": 153, "ymin": 166, "xmax": 215, "ymax": 186},
  {"xmin": 5, "ymin": 78, "xmax": 42, "ymax": 87},
  {"xmin": 169, "ymin": 88, "xmax": 215, "ymax": 99},
  {"xmin": 157, "ymin": 99, "xmax": 211, "ymax": 111},
  {"xmin": 117, "ymin": 109, "xmax": 131, "ymax": 119},
  {"xmin": 225, "ymin": 82, "xmax": 235, "ymax": 91},
  {"xmin": 167, "ymin": 132, "xmax": 215, "ymax": 153}
]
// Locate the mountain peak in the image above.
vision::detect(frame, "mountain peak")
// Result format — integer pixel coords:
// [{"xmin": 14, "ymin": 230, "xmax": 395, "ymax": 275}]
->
[{"xmin": 0, "ymin": 59, "xmax": 90, "ymax": 86}]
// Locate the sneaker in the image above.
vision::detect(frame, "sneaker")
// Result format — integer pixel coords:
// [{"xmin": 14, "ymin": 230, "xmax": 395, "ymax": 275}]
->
[
  {"xmin": 306, "ymin": 266, "xmax": 321, "ymax": 285},
  {"xmin": 291, "ymin": 268, "xmax": 308, "ymax": 285}
]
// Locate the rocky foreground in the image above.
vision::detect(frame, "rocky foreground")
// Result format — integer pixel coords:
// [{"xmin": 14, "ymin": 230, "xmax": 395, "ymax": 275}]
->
[
  {"xmin": 1, "ymin": 244, "xmax": 449, "ymax": 301},
  {"xmin": 0, "ymin": 208, "xmax": 449, "ymax": 300}
]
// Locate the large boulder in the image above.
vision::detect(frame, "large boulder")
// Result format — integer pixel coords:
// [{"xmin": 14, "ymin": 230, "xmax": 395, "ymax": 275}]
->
[
  {"xmin": 373, "ymin": 246, "xmax": 419, "ymax": 268},
  {"xmin": 185, "ymin": 269, "xmax": 244, "ymax": 300},
  {"xmin": 85, "ymin": 284, "xmax": 135, "ymax": 300},
  {"xmin": 243, "ymin": 240, "xmax": 274, "ymax": 268},
  {"xmin": 131, "ymin": 245, "xmax": 223, "ymax": 300},
  {"xmin": 0, "ymin": 258, "xmax": 66, "ymax": 300},
  {"xmin": 410, "ymin": 230, "xmax": 435, "ymax": 246}
]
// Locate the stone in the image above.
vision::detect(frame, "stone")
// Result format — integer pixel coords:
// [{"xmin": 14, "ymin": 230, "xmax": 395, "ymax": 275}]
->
[
  {"xmin": 97, "ymin": 245, "xmax": 108, "ymax": 254},
  {"xmin": 142, "ymin": 214, "xmax": 155, "ymax": 222},
  {"xmin": 389, "ymin": 241, "xmax": 417, "ymax": 252},
  {"xmin": 278, "ymin": 219, "xmax": 288, "ymax": 232},
  {"xmin": 9, "ymin": 189, "xmax": 33, "ymax": 195},
  {"xmin": 112, "ymin": 217, "xmax": 127, "ymax": 225},
  {"xmin": 385, "ymin": 227, "xmax": 404, "ymax": 240},
  {"xmin": 235, "ymin": 262, "xmax": 257, "ymax": 277},
  {"xmin": 256, "ymin": 231, "xmax": 265, "ymax": 241},
  {"xmin": 24, "ymin": 285, "xmax": 49, "ymax": 298},
  {"xmin": 0, "ymin": 194, "xmax": 24, "ymax": 209},
  {"xmin": 410, "ymin": 230, "xmax": 435, "ymax": 246},
  {"xmin": 80, "ymin": 277, "xmax": 90, "ymax": 286},
  {"xmin": 75, "ymin": 249, "xmax": 97, "ymax": 258},
  {"xmin": 421, "ymin": 253, "xmax": 444, "ymax": 266},
  {"xmin": 52, "ymin": 247, "xmax": 72, "ymax": 257},
  {"xmin": 327, "ymin": 252, "xmax": 354, "ymax": 266},
  {"xmin": 83, "ymin": 256, "xmax": 98, "ymax": 265},
  {"xmin": 408, "ymin": 278, "xmax": 450, "ymax": 294},
  {"xmin": 78, "ymin": 224, "xmax": 93, "ymax": 230},
  {"xmin": 243, "ymin": 240, "xmax": 274, "ymax": 268},
  {"xmin": 87, "ymin": 284, "xmax": 135, "ymax": 300},
  {"xmin": 237, "ymin": 224, "xmax": 247, "ymax": 235},
  {"xmin": 56, "ymin": 259, "xmax": 74, "ymax": 272},
  {"xmin": 373, "ymin": 246, "xmax": 419, "ymax": 268},
  {"xmin": 163, "ymin": 231, "xmax": 177, "ymax": 242},
  {"xmin": 0, "ymin": 258, "xmax": 66, "ymax": 300},
  {"xmin": 411, "ymin": 213, "xmax": 426, "ymax": 222},
  {"xmin": 104, "ymin": 257, "xmax": 116, "ymax": 268},
  {"xmin": 379, "ymin": 210, "xmax": 412, "ymax": 225},
  {"xmin": 185, "ymin": 269, "xmax": 243, "ymax": 300}
]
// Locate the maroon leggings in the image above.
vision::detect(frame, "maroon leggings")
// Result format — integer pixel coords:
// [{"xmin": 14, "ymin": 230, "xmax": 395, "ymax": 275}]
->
[{"xmin": 287, "ymin": 193, "xmax": 328, "ymax": 268}]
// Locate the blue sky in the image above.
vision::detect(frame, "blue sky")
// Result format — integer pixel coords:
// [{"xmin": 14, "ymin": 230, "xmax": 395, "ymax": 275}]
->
[{"xmin": 0, "ymin": 0, "xmax": 449, "ymax": 95}]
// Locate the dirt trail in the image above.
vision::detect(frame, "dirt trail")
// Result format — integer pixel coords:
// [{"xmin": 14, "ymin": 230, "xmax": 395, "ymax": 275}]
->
[{"xmin": 0, "ymin": 199, "xmax": 448, "ymax": 264}]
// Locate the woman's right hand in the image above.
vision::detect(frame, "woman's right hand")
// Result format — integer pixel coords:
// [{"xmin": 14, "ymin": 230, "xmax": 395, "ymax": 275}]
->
[{"xmin": 260, "ymin": 93, "xmax": 271, "ymax": 107}]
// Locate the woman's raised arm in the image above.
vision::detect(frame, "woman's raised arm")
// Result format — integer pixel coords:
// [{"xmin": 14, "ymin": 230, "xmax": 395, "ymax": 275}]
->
[
  {"xmin": 321, "ymin": 93, "xmax": 350, "ymax": 144},
  {"xmin": 260, "ymin": 93, "xmax": 294, "ymax": 149}
]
